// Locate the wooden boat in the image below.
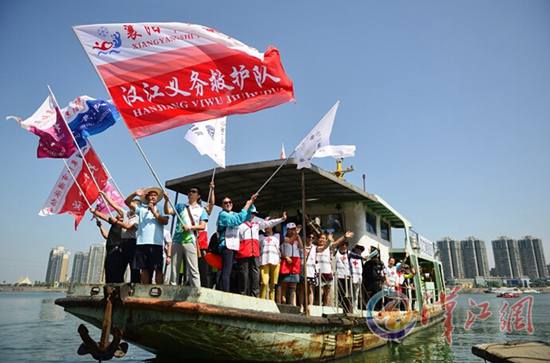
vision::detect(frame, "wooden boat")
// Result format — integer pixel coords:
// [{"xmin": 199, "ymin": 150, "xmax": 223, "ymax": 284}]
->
[
  {"xmin": 56, "ymin": 159, "xmax": 446, "ymax": 361},
  {"xmin": 472, "ymin": 341, "xmax": 550, "ymax": 362}
]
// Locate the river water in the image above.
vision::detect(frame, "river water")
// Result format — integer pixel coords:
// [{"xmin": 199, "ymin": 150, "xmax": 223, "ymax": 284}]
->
[{"xmin": 0, "ymin": 291, "xmax": 548, "ymax": 362}]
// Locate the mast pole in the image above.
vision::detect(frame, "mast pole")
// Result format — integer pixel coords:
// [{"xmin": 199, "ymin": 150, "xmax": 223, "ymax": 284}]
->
[{"xmin": 301, "ymin": 170, "xmax": 309, "ymax": 316}]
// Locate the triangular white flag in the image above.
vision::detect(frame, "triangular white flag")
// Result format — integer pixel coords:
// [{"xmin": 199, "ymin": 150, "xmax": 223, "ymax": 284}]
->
[
  {"xmin": 184, "ymin": 117, "xmax": 226, "ymax": 168},
  {"xmin": 294, "ymin": 101, "xmax": 355, "ymax": 169}
]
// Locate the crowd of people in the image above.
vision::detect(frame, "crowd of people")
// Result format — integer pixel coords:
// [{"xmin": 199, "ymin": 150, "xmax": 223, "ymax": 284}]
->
[{"xmin": 91, "ymin": 184, "xmax": 420, "ymax": 311}]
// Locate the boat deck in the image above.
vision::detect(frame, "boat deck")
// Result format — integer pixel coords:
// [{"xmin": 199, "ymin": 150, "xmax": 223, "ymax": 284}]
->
[{"xmin": 472, "ymin": 341, "xmax": 550, "ymax": 363}]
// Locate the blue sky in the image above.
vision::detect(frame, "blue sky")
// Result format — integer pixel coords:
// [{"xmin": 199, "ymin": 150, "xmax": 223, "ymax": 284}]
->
[{"xmin": 0, "ymin": 0, "xmax": 549, "ymax": 282}]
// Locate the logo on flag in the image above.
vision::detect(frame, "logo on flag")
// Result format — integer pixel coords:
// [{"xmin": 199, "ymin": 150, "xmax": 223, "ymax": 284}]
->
[
  {"xmin": 39, "ymin": 147, "xmax": 108, "ymax": 229},
  {"xmin": 65, "ymin": 96, "xmax": 120, "ymax": 148},
  {"xmin": 184, "ymin": 117, "xmax": 226, "ymax": 168},
  {"xmin": 74, "ymin": 22, "xmax": 294, "ymax": 138}
]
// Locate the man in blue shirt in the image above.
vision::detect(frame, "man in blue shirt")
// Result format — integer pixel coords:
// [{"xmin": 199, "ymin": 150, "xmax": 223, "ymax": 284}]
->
[{"xmin": 125, "ymin": 187, "xmax": 170, "ymax": 284}]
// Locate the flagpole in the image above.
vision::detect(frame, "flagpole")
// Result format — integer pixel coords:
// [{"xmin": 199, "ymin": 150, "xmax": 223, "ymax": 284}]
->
[
  {"xmin": 301, "ymin": 169, "xmax": 309, "ymax": 316},
  {"xmin": 132, "ymin": 138, "xmax": 188, "ymax": 229},
  {"xmin": 206, "ymin": 168, "xmax": 216, "ymax": 205},
  {"xmin": 255, "ymin": 150, "xmax": 296, "ymax": 195},
  {"xmin": 46, "ymin": 85, "xmax": 113, "ymax": 216},
  {"xmin": 63, "ymin": 159, "xmax": 92, "ymax": 209},
  {"xmin": 101, "ymin": 161, "xmax": 125, "ymax": 199}
]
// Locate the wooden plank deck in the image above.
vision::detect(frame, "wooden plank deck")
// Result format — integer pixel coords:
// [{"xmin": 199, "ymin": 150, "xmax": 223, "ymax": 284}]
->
[{"xmin": 472, "ymin": 341, "xmax": 550, "ymax": 362}]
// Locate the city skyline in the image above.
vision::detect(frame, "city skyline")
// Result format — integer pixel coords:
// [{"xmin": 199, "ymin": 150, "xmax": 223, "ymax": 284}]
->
[{"xmin": 438, "ymin": 235, "xmax": 548, "ymax": 281}]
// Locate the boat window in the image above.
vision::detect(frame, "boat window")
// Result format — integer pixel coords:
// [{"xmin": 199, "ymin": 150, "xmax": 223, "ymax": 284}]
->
[
  {"xmin": 381, "ymin": 220, "xmax": 390, "ymax": 241},
  {"xmin": 366, "ymin": 212, "xmax": 377, "ymax": 234}
]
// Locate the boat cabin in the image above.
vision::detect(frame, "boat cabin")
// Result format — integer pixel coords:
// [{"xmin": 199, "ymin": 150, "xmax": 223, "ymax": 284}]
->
[{"xmin": 166, "ymin": 159, "xmax": 445, "ymax": 313}]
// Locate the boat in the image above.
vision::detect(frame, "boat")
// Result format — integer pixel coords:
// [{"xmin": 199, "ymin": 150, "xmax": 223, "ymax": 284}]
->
[
  {"xmin": 522, "ymin": 289, "xmax": 540, "ymax": 294},
  {"xmin": 56, "ymin": 159, "xmax": 446, "ymax": 361},
  {"xmin": 497, "ymin": 292, "xmax": 520, "ymax": 298},
  {"xmin": 472, "ymin": 341, "xmax": 550, "ymax": 362}
]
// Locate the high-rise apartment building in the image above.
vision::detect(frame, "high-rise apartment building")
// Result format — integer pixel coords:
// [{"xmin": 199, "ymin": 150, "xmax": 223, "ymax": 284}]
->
[
  {"xmin": 45, "ymin": 246, "xmax": 70, "ymax": 285},
  {"xmin": 70, "ymin": 251, "xmax": 89, "ymax": 284},
  {"xmin": 518, "ymin": 236, "xmax": 548, "ymax": 279},
  {"xmin": 86, "ymin": 243, "xmax": 106, "ymax": 284},
  {"xmin": 437, "ymin": 237, "xmax": 464, "ymax": 280},
  {"xmin": 492, "ymin": 237, "xmax": 522, "ymax": 278},
  {"xmin": 460, "ymin": 237, "xmax": 489, "ymax": 278}
]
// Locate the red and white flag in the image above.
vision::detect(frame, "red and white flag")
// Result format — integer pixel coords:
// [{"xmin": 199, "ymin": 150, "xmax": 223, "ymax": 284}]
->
[
  {"xmin": 39, "ymin": 147, "xmax": 108, "ymax": 229},
  {"xmin": 8, "ymin": 94, "xmax": 77, "ymax": 158},
  {"xmin": 74, "ymin": 23, "xmax": 294, "ymax": 138}
]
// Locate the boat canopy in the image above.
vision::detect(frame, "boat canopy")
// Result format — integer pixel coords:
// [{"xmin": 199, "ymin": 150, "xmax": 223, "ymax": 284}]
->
[{"xmin": 165, "ymin": 159, "xmax": 409, "ymax": 228}]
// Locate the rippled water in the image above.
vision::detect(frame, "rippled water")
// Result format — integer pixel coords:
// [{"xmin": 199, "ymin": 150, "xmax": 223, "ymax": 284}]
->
[{"xmin": 0, "ymin": 292, "xmax": 548, "ymax": 362}]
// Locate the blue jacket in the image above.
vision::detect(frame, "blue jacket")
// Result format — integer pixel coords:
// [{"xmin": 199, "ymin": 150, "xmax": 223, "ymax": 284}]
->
[{"xmin": 216, "ymin": 208, "xmax": 252, "ymax": 248}]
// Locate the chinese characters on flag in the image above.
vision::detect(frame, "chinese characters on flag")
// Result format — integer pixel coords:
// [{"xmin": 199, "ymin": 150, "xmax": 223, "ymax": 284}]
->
[
  {"xmin": 74, "ymin": 23, "xmax": 294, "ymax": 138},
  {"xmin": 9, "ymin": 95, "xmax": 77, "ymax": 158},
  {"xmin": 39, "ymin": 147, "xmax": 108, "ymax": 229}
]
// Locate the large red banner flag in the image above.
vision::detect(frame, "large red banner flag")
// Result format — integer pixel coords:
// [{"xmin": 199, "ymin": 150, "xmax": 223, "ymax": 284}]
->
[
  {"xmin": 39, "ymin": 147, "xmax": 108, "ymax": 229},
  {"xmin": 73, "ymin": 23, "xmax": 294, "ymax": 138}
]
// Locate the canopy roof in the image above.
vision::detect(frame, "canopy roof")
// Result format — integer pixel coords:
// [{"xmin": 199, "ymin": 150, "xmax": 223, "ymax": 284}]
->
[{"xmin": 165, "ymin": 159, "xmax": 409, "ymax": 228}]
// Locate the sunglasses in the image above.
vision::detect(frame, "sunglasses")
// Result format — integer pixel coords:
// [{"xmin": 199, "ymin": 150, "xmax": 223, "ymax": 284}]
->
[
  {"xmin": 223, "ymin": 200, "xmax": 233, "ymax": 205},
  {"xmin": 188, "ymin": 189, "xmax": 199, "ymax": 194}
]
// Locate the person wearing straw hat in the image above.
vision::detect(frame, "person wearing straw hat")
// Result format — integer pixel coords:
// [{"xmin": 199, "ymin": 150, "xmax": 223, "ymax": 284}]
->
[{"xmin": 125, "ymin": 187, "xmax": 170, "ymax": 284}]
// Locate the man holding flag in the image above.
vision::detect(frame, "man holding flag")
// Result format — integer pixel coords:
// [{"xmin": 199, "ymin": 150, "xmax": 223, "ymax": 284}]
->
[{"xmin": 125, "ymin": 187, "xmax": 170, "ymax": 284}]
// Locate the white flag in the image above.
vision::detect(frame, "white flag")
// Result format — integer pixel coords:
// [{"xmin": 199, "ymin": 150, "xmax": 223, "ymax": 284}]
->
[
  {"xmin": 280, "ymin": 143, "xmax": 286, "ymax": 159},
  {"xmin": 314, "ymin": 145, "xmax": 356, "ymax": 158},
  {"xmin": 184, "ymin": 117, "xmax": 226, "ymax": 168},
  {"xmin": 294, "ymin": 101, "xmax": 355, "ymax": 169}
]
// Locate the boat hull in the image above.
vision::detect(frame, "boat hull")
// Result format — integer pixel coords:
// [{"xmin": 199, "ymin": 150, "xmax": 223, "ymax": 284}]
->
[{"xmin": 56, "ymin": 285, "xmax": 445, "ymax": 362}]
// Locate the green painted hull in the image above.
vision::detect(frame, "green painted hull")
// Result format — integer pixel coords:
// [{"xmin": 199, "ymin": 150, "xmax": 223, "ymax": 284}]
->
[{"xmin": 56, "ymin": 285, "xmax": 445, "ymax": 361}]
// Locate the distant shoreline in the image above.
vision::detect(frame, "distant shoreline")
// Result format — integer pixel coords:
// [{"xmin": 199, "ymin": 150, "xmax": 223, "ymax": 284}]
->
[
  {"xmin": 1, "ymin": 286, "xmax": 548, "ymax": 294},
  {"xmin": 0, "ymin": 286, "xmax": 67, "ymax": 293}
]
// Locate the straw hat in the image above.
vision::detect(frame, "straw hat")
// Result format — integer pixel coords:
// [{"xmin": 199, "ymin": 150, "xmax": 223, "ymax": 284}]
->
[{"xmin": 140, "ymin": 187, "xmax": 163, "ymax": 202}]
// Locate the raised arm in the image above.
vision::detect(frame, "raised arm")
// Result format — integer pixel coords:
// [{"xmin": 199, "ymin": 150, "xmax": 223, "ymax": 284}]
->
[
  {"xmin": 331, "ymin": 231, "xmax": 354, "ymax": 248},
  {"xmin": 218, "ymin": 194, "xmax": 257, "ymax": 228},
  {"xmin": 259, "ymin": 211, "xmax": 287, "ymax": 230},
  {"xmin": 90, "ymin": 207, "xmax": 111, "ymax": 223},
  {"xmin": 205, "ymin": 182, "xmax": 215, "ymax": 215},
  {"xmin": 95, "ymin": 220, "xmax": 108, "ymax": 240},
  {"xmin": 99, "ymin": 191, "xmax": 124, "ymax": 218},
  {"xmin": 163, "ymin": 192, "xmax": 175, "ymax": 216},
  {"xmin": 125, "ymin": 189, "xmax": 142, "ymax": 211}
]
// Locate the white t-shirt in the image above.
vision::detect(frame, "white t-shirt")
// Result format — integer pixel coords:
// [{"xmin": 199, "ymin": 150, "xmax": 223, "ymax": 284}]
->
[{"xmin": 260, "ymin": 233, "xmax": 281, "ymax": 266}]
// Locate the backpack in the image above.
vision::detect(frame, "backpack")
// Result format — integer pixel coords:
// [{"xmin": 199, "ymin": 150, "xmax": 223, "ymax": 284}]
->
[{"xmin": 208, "ymin": 232, "xmax": 221, "ymax": 254}]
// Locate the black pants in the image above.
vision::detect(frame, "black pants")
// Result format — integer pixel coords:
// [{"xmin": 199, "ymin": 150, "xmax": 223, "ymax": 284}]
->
[
  {"xmin": 122, "ymin": 239, "xmax": 140, "ymax": 283},
  {"xmin": 105, "ymin": 245, "xmax": 126, "ymax": 283},
  {"xmin": 220, "ymin": 249, "xmax": 234, "ymax": 292},
  {"xmin": 237, "ymin": 256, "xmax": 260, "ymax": 297},
  {"xmin": 198, "ymin": 250, "xmax": 213, "ymax": 288}
]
